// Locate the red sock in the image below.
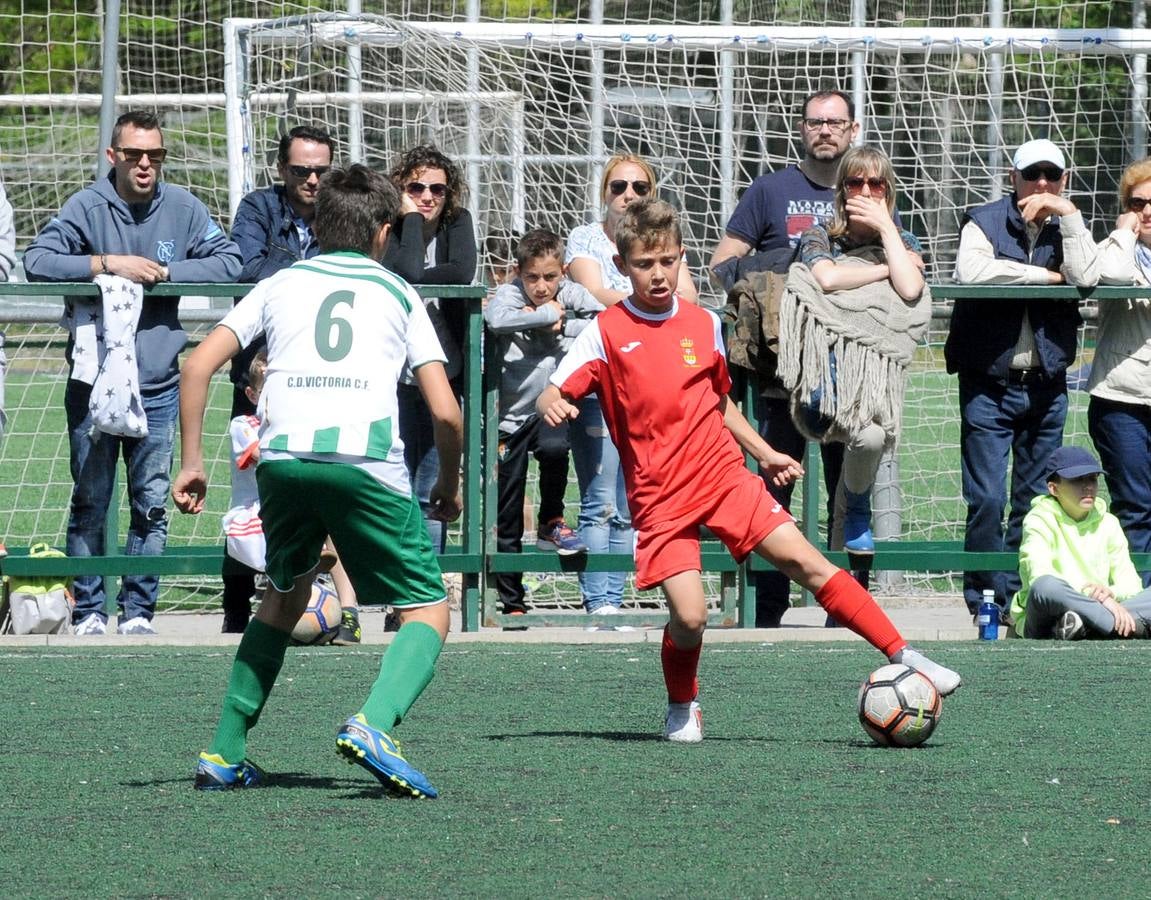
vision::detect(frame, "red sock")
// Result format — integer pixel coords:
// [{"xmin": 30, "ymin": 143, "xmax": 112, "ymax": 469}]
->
[
  {"xmin": 816, "ymin": 569, "xmax": 905, "ymax": 658},
  {"xmin": 661, "ymin": 624, "xmax": 701, "ymax": 703}
]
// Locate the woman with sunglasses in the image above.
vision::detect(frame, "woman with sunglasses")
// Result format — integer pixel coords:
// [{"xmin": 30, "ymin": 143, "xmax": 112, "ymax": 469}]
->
[
  {"xmin": 782, "ymin": 145, "xmax": 929, "ymax": 557},
  {"xmin": 1088, "ymin": 158, "xmax": 1151, "ymax": 577},
  {"xmin": 384, "ymin": 145, "xmax": 478, "ymax": 556},
  {"xmin": 562, "ymin": 154, "xmax": 697, "ymax": 615}
]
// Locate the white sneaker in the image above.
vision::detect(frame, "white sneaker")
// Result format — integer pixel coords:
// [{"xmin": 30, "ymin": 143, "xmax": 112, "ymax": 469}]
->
[
  {"xmin": 590, "ymin": 605, "xmax": 621, "ymax": 615},
  {"xmin": 892, "ymin": 647, "xmax": 961, "ymax": 696},
  {"xmin": 74, "ymin": 613, "xmax": 107, "ymax": 636},
  {"xmin": 663, "ymin": 700, "xmax": 703, "ymax": 743},
  {"xmin": 117, "ymin": 616, "xmax": 157, "ymax": 635},
  {"xmin": 1054, "ymin": 610, "xmax": 1086, "ymax": 641}
]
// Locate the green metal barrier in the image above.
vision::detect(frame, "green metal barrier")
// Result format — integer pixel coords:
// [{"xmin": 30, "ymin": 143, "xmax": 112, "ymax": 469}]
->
[{"xmin": 2, "ymin": 282, "xmax": 1147, "ymax": 630}]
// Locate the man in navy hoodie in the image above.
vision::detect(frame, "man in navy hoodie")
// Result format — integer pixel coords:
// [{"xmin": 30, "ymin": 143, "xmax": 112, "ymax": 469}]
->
[
  {"xmin": 24, "ymin": 110, "xmax": 241, "ymax": 636},
  {"xmin": 947, "ymin": 138, "xmax": 1099, "ymax": 621}
]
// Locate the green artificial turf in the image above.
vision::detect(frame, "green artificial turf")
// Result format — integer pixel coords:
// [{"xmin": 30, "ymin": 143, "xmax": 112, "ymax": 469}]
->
[{"xmin": 2, "ymin": 639, "xmax": 1149, "ymax": 898}]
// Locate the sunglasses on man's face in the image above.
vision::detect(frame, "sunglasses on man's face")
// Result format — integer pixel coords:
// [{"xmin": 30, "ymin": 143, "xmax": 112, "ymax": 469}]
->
[
  {"xmin": 406, "ymin": 181, "xmax": 448, "ymax": 198},
  {"xmin": 287, "ymin": 165, "xmax": 330, "ymax": 179},
  {"xmin": 607, "ymin": 179, "xmax": 652, "ymax": 197},
  {"xmin": 844, "ymin": 176, "xmax": 887, "ymax": 194},
  {"xmin": 1128, "ymin": 196, "xmax": 1151, "ymax": 213},
  {"xmin": 1020, "ymin": 164, "xmax": 1064, "ymax": 183},
  {"xmin": 115, "ymin": 147, "xmax": 167, "ymax": 164}
]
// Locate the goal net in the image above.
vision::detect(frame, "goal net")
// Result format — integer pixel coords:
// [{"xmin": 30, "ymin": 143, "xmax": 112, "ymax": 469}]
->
[{"xmin": 0, "ymin": 3, "xmax": 1140, "ymax": 610}]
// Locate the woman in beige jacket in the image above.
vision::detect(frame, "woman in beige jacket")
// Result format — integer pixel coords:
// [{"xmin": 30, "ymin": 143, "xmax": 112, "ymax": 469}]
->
[{"xmin": 1090, "ymin": 157, "xmax": 1151, "ymax": 577}]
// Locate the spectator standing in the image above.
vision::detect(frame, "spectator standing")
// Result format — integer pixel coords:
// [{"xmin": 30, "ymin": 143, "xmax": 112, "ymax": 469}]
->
[
  {"xmin": 23, "ymin": 110, "xmax": 242, "ymax": 635},
  {"xmin": 1089, "ymin": 158, "xmax": 1151, "ymax": 584},
  {"xmin": 226, "ymin": 124, "xmax": 361, "ymax": 643},
  {"xmin": 1010, "ymin": 446, "xmax": 1151, "ymax": 640},
  {"xmin": 484, "ymin": 228, "xmax": 599, "ymax": 615},
  {"xmin": 383, "ymin": 145, "xmax": 477, "ymax": 554},
  {"xmin": 785, "ymin": 146, "xmax": 929, "ymax": 556},
  {"xmin": 709, "ymin": 89, "xmax": 860, "ymax": 627},
  {"xmin": 948, "ymin": 138, "xmax": 1099, "ymax": 619},
  {"xmin": 565, "ymin": 152, "xmax": 696, "ymax": 614}
]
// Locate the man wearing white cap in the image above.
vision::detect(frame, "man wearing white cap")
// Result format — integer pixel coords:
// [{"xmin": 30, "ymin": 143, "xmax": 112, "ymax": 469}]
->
[{"xmin": 946, "ymin": 137, "xmax": 1100, "ymax": 620}]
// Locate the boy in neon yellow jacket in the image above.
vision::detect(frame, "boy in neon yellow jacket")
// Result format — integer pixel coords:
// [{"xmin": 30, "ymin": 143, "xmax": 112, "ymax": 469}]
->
[{"xmin": 1011, "ymin": 446, "xmax": 1151, "ymax": 639}]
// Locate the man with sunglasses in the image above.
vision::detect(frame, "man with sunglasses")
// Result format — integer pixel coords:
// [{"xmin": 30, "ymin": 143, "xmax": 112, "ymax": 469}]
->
[
  {"xmin": 707, "ymin": 89, "xmax": 860, "ymax": 628},
  {"xmin": 23, "ymin": 109, "xmax": 241, "ymax": 636},
  {"xmin": 947, "ymin": 137, "xmax": 1101, "ymax": 621},
  {"xmin": 223, "ymin": 125, "xmax": 339, "ymax": 634}
]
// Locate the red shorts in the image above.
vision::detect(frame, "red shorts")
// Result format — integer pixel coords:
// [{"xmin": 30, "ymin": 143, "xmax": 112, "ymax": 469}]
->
[{"xmin": 633, "ymin": 466, "xmax": 795, "ymax": 591}]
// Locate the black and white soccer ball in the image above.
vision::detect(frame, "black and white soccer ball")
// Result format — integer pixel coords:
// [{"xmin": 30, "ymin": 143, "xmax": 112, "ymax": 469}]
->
[{"xmin": 858, "ymin": 663, "xmax": 942, "ymax": 748}]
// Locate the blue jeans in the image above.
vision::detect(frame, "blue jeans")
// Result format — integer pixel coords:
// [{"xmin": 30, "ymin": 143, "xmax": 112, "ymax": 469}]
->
[
  {"xmin": 958, "ymin": 374, "xmax": 1067, "ymax": 612},
  {"xmin": 752, "ymin": 394, "xmax": 845, "ymax": 625},
  {"xmin": 398, "ymin": 382, "xmax": 447, "ymax": 552},
  {"xmin": 65, "ymin": 380, "xmax": 179, "ymax": 623},
  {"xmin": 1088, "ymin": 396, "xmax": 1151, "ymax": 586},
  {"xmin": 569, "ymin": 395, "xmax": 632, "ymax": 611}
]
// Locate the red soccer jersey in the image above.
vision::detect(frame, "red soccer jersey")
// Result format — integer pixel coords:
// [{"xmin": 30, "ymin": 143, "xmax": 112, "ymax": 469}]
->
[{"xmin": 551, "ymin": 298, "xmax": 750, "ymax": 531}]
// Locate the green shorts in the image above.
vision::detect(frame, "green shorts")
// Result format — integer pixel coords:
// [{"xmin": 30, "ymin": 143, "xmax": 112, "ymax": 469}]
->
[{"xmin": 256, "ymin": 457, "xmax": 444, "ymax": 607}]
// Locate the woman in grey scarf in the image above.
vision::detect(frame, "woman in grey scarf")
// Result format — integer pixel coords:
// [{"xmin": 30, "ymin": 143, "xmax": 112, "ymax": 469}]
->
[{"xmin": 779, "ymin": 146, "xmax": 929, "ymax": 555}]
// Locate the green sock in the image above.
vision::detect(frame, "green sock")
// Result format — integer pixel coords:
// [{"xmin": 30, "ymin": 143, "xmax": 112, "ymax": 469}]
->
[
  {"xmin": 358, "ymin": 621, "xmax": 443, "ymax": 732},
  {"xmin": 208, "ymin": 618, "xmax": 291, "ymax": 763}
]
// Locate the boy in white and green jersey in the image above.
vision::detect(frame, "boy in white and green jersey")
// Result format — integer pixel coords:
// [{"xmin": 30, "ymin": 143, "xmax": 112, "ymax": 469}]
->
[{"xmin": 173, "ymin": 165, "xmax": 463, "ymax": 798}]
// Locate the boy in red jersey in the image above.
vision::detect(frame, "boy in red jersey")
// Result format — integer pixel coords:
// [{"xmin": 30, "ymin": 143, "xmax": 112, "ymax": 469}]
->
[{"xmin": 537, "ymin": 198, "xmax": 960, "ymax": 742}]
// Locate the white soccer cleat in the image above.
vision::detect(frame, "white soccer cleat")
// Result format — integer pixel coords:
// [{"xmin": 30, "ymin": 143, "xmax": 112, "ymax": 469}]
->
[
  {"xmin": 117, "ymin": 616, "xmax": 157, "ymax": 636},
  {"xmin": 663, "ymin": 700, "xmax": 703, "ymax": 743},
  {"xmin": 74, "ymin": 613, "xmax": 107, "ymax": 636},
  {"xmin": 891, "ymin": 647, "xmax": 961, "ymax": 697}
]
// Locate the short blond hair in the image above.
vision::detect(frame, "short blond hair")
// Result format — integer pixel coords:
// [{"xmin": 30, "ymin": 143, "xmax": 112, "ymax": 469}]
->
[
  {"xmin": 614, "ymin": 197, "xmax": 682, "ymax": 261},
  {"xmin": 1119, "ymin": 158, "xmax": 1151, "ymax": 210}
]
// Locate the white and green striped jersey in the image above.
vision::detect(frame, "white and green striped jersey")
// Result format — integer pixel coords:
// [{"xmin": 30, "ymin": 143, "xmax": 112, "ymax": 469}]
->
[{"xmin": 220, "ymin": 251, "xmax": 446, "ymax": 494}]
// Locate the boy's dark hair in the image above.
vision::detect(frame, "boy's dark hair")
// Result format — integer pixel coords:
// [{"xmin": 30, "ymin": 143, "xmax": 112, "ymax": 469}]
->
[
  {"xmin": 277, "ymin": 124, "xmax": 335, "ymax": 166},
  {"xmin": 514, "ymin": 228, "xmax": 564, "ymax": 269},
  {"xmin": 388, "ymin": 144, "xmax": 465, "ymax": 224},
  {"xmin": 111, "ymin": 110, "xmax": 162, "ymax": 146},
  {"xmin": 614, "ymin": 198, "xmax": 682, "ymax": 261},
  {"xmin": 800, "ymin": 89, "xmax": 855, "ymax": 122},
  {"xmin": 314, "ymin": 165, "xmax": 399, "ymax": 255},
  {"xmin": 485, "ymin": 229, "xmax": 520, "ymax": 268}
]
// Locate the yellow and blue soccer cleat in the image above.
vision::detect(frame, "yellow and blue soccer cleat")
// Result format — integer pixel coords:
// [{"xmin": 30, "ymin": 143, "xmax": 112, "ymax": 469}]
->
[
  {"xmin": 336, "ymin": 713, "xmax": 438, "ymax": 799},
  {"xmin": 194, "ymin": 751, "xmax": 264, "ymax": 791}
]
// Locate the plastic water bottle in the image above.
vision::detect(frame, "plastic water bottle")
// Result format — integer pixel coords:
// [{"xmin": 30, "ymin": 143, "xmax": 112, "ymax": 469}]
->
[{"xmin": 977, "ymin": 589, "xmax": 999, "ymax": 640}]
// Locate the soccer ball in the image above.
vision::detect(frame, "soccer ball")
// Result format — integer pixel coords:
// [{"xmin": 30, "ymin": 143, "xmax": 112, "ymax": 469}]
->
[
  {"xmin": 290, "ymin": 581, "xmax": 342, "ymax": 646},
  {"xmin": 857, "ymin": 664, "xmax": 942, "ymax": 748}
]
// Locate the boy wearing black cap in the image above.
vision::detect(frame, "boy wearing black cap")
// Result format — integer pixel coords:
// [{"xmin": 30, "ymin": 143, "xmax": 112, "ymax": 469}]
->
[{"xmin": 1010, "ymin": 445, "xmax": 1151, "ymax": 639}]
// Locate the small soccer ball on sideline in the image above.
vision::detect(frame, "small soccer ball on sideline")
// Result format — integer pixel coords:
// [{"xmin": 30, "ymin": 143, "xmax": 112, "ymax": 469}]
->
[
  {"xmin": 290, "ymin": 581, "xmax": 342, "ymax": 646},
  {"xmin": 858, "ymin": 663, "xmax": 942, "ymax": 748}
]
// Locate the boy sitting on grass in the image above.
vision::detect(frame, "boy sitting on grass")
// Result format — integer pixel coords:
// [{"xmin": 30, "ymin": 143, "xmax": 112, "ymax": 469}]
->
[
  {"xmin": 1010, "ymin": 445, "xmax": 1151, "ymax": 639},
  {"xmin": 536, "ymin": 198, "xmax": 960, "ymax": 743}
]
